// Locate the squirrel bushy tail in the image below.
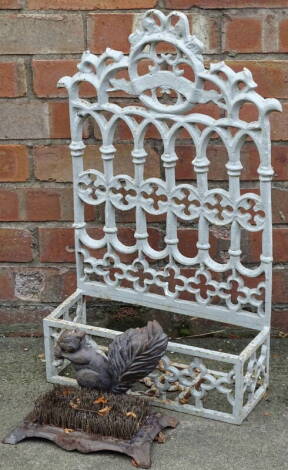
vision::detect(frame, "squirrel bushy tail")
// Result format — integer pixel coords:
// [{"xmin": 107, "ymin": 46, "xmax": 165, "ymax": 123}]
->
[{"xmin": 107, "ymin": 320, "xmax": 169, "ymax": 393}]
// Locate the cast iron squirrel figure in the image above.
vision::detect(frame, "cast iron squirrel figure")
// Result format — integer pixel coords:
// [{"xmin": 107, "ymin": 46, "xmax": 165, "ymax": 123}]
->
[{"xmin": 54, "ymin": 320, "xmax": 168, "ymax": 394}]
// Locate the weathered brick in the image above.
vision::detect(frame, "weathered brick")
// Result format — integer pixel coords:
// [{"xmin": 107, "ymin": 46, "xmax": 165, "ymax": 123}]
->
[
  {"xmin": 0, "ymin": 270, "xmax": 14, "ymax": 301},
  {"xmin": 239, "ymin": 102, "xmax": 284, "ymax": 139},
  {"xmin": 33, "ymin": 145, "xmax": 72, "ymax": 182},
  {"xmin": 55, "ymin": 187, "xmax": 74, "ymax": 221},
  {"xmin": 33, "ymin": 143, "xmax": 161, "ymax": 182},
  {"xmin": 32, "ymin": 59, "xmax": 128, "ymax": 98},
  {"xmin": 62, "ymin": 270, "xmax": 77, "ymax": 298},
  {"xmin": 272, "ymin": 310, "xmax": 288, "ymax": 332},
  {"xmin": 273, "ymin": 269, "xmax": 288, "ymax": 304},
  {"xmin": 25, "ymin": 189, "xmax": 61, "ymax": 221},
  {"xmin": 0, "ymin": 304, "xmax": 53, "ymax": 326},
  {"xmin": 177, "ymin": 227, "xmax": 231, "ymax": 264},
  {"xmin": 239, "ymin": 186, "xmax": 288, "ymax": 225},
  {"xmin": 0, "ymin": 14, "xmax": 84, "ymax": 54},
  {"xmin": 0, "ymin": 190, "xmax": 19, "ymax": 221},
  {"xmin": 272, "ymin": 145, "xmax": 288, "ymax": 181},
  {"xmin": 263, "ymin": 13, "xmax": 278, "ymax": 53},
  {"xmin": 223, "ymin": 15, "xmax": 263, "ymax": 53},
  {"xmin": 12, "ymin": 267, "xmax": 76, "ymax": 302},
  {"xmin": 87, "ymin": 13, "xmax": 134, "ymax": 54},
  {"xmin": 39, "ymin": 228, "xmax": 75, "ymax": 263},
  {"xmin": 26, "ymin": 187, "xmax": 94, "ymax": 223},
  {"xmin": 33, "ymin": 60, "xmax": 78, "ymax": 98},
  {"xmin": 226, "ymin": 61, "xmax": 288, "ymax": 99},
  {"xmin": 0, "ymin": 102, "xmax": 49, "ymax": 139},
  {"xmin": 270, "ymin": 103, "xmax": 288, "ymax": 141},
  {"xmin": 240, "ymin": 230, "xmax": 261, "ymax": 265},
  {"xmin": 238, "ymin": 103, "xmax": 260, "ymax": 124},
  {"xmin": 272, "ymin": 188, "xmax": 288, "ymax": 224},
  {"xmin": 63, "ymin": 188, "xmax": 95, "ymax": 222},
  {"xmin": 0, "ymin": 145, "xmax": 29, "ymax": 181},
  {"xmin": 279, "ymin": 18, "xmax": 288, "ymax": 52},
  {"xmin": 39, "ymin": 227, "xmax": 106, "ymax": 264},
  {"xmin": 28, "ymin": 0, "xmax": 157, "ymax": 8},
  {"xmin": 0, "ymin": 229, "xmax": 33, "ymax": 262},
  {"xmin": 0, "ymin": 0, "xmax": 22, "ymax": 7},
  {"xmin": 165, "ymin": 0, "xmax": 288, "ymax": 7},
  {"xmin": 240, "ymin": 228, "xmax": 288, "ymax": 264},
  {"xmin": 39, "ymin": 227, "xmax": 162, "ymax": 263},
  {"xmin": 175, "ymin": 145, "xmax": 196, "ymax": 181},
  {"xmin": 48, "ymin": 101, "xmax": 70, "ymax": 139},
  {"xmin": 48, "ymin": 101, "xmax": 90, "ymax": 139},
  {"xmin": 273, "ymin": 228, "xmax": 288, "ymax": 263},
  {"xmin": 0, "ymin": 61, "xmax": 27, "ymax": 97},
  {"xmin": 177, "ymin": 229, "xmax": 199, "ymax": 259},
  {"xmin": 190, "ymin": 13, "xmax": 220, "ymax": 54}
]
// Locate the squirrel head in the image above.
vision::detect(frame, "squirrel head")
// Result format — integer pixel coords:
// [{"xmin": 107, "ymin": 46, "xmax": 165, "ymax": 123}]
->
[{"xmin": 57, "ymin": 329, "xmax": 86, "ymax": 353}]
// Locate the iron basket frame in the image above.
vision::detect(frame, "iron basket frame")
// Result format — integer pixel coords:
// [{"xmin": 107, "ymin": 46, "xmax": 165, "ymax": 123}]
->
[{"xmin": 43, "ymin": 9, "xmax": 281, "ymax": 425}]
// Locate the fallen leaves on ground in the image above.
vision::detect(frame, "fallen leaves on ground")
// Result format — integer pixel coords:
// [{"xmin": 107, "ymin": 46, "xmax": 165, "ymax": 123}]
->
[
  {"xmin": 126, "ymin": 411, "xmax": 137, "ymax": 418},
  {"xmin": 93, "ymin": 396, "xmax": 108, "ymax": 405},
  {"xmin": 179, "ymin": 390, "xmax": 191, "ymax": 404},
  {"xmin": 154, "ymin": 431, "xmax": 166, "ymax": 443},
  {"xmin": 64, "ymin": 428, "xmax": 75, "ymax": 433},
  {"xmin": 69, "ymin": 397, "xmax": 81, "ymax": 409},
  {"xmin": 97, "ymin": 406, "xmax": 112, "ymax": 416}
]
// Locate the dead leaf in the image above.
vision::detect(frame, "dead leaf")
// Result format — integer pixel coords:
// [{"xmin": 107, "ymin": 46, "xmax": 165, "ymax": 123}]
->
[
  {"xmin": 154, "ymin": 432, "xmax": 166, "ymax": 443},
  {"xmin": 69, "ymin": 399, "xmax": 80, "ymax": 409},
  {"xmin": 131, "ymin": 459, "xmax": 139, "ymax": 467},
  {"xmin": 64, "ymin": 428, "xmax": 75, "ymax": 433},
  {"xmin": 38, "ymin": 353, "xmax": 45, "ymax": 359},
  {"xmin": 146, "ymin": 388, "xmax": 158, "ymax": 396},
  {"xmin": 179, "ymin": 390, "xmax": 191, "ymax": 405},
  {"xmin": 194, "ymin": 378, "xmax": 205, "ymax": 391},
  {"xmin": 263, "ymin": 411, "xmax": 272, "ymax": 417},
  {"xmin": 126, "ymin": 411, "xmax": 137, "ymax": 419},
  {"xmin": 93, "ymin": 396, "xmax": 108, "ymax": 405},
  {"xmin": 97, "ymin": 406, "xmax": 112, "ymax": 416}
]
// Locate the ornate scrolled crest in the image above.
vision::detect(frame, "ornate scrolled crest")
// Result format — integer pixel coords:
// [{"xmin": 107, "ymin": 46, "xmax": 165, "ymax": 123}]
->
[{"xmin": 57, "ymin": 8, "xmax": 282, "ymax": 120}]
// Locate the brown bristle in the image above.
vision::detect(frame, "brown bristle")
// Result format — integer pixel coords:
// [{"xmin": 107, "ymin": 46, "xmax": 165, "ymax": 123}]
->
[{"xmin": 26, "ymin": 386, "xmax": 151, "ymax": 440}]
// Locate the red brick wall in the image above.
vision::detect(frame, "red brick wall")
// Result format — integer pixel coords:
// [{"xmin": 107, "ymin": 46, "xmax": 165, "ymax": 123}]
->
[{"xmin": 0, "ymin": 1, "xmax": 287, "ymax": 333}]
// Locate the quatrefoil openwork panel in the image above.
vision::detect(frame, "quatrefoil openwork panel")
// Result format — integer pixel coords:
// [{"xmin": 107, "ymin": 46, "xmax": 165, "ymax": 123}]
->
[
  {"xmin": 77, "ymin": 174, "xmax": 266, "ymax": 233},
  {"xmin": 142, "ymin": 355, "xmax": 236, "ymax": 409}
]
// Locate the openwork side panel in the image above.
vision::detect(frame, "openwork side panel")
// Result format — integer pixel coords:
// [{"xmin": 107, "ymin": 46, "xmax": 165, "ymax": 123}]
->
[
  {"xmin": 44, "ymin": 292, "xmax": 271, "ymax": 424},
  {"xmin": 58, "ymin": 9, "xmax": 281, "ymax": 329}
]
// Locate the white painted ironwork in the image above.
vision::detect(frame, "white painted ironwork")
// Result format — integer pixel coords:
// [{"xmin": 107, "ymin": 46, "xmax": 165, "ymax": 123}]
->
[{"xmin": 44, "ymin": 10, "xmax": 281, "ymax": 424}]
